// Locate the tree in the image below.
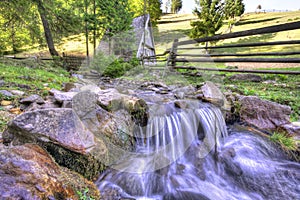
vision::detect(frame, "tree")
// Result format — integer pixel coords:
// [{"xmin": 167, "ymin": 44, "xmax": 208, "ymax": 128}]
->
[
  {"xmin": 165, "ymin": 0, "xmax": 171, "ymax": 13},
  {"xmin": 256, "ymin": 4, "xmax": 262, "ymax": 13},
  {"xmin": 0, "ymin": 0, "xmax": 83, "ymax": 56},
  {"xmin": 190, "ymin": 0, "xmax": 224, "ymax": 44},
  {"xmin": 129, "ymin": 0, "xmax": 162, "ymax": 26},
  {"xmin": 0, "ymin": 0, "xmax": 43, "ymax": 54},
  {"xmin": 224, "ymin": 0, "xmax": 245, "ymax": 32},
  {"xmin": 171, "ymin": 0, "xmax": 183, "ymax": 14},
  {"xmin": 33, "ymin": 0, "xmax": 59, "ymax": 57}
]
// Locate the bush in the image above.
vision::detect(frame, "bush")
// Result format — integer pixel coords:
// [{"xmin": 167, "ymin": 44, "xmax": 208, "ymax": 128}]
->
[
  {"xmin": 89, "ymin": 51, "xmax": 140, "ymax": 78},
  {"xmin": 103, "ymin": 58, "xmax": 140, "ymax": 78}
]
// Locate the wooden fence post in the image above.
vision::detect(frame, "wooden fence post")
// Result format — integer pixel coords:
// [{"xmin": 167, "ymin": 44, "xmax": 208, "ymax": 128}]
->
[{"xmin": 170, "ymin": 39, "xmax": 178, "ymax": 68}]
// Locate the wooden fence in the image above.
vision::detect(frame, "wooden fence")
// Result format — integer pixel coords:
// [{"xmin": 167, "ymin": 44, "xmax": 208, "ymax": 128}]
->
[
  {"xmin": 163, "ymin": 21, "xmax": 300, "ymax": 75},
  {"xmin": 3, "ymin": 53, "xmax": 86, "ymax": 71}
]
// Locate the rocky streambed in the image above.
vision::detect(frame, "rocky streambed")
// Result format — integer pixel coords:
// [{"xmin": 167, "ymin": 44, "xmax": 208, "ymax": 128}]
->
[{"xmin": 0, "ymin": 78, "xmax": 299, "ymax": 199}]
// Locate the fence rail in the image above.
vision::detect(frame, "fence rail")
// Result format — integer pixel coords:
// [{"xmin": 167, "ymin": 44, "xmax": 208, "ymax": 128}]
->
[{"xmin": 164, "ymin": 21, "xmax": 300, "ymax": 75}]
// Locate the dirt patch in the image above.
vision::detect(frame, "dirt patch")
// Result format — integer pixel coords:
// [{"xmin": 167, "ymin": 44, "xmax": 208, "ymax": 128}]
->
[{"xmin": 225, "ymin": 62, "xmax": 300, "ymax": 69}]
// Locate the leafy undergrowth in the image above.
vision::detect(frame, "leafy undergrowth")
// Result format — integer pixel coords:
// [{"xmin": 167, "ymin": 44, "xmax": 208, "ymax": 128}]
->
[
  {"xmin": 270, "ymin": 132, "xmax": 300, "ymax": 161},
  {"xmin": 0, "ymin": 58, "xmax": 75, "ymax": 132}
]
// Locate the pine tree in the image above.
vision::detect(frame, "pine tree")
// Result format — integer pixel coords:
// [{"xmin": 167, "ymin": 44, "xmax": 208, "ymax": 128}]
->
[
  {"xmin": 129, "ymin": 0, "xmax": 162, "ymax": 26},
  {"xmin": 190, "ymin": 0, "xmax": 224, "ymax": 40},
  {"xmin": 224, "ymin": 0, "xmax": 245, "ymax": 32},
  {"xmin": 171, "ymin": 0, "xmax": 183, "ymax": 14}
]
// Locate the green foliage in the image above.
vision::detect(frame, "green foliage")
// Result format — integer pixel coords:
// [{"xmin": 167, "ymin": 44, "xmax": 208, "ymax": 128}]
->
[
  {"xmin": 103, "ymin": 58, "xmax": 140, "ymax": 78},
  {"xmin": 77, "ymin": 188, "xmax": 95, "ymax": 200},
  {"xmin": 190, "ymin": 0, "xmax": 224, "ymax": 39},
  {"xmin": 270, "ymin": 132, "xmax": 298, "ymax": 151},
  {"xmin": 129, "ymin": 0, "xmax": 162, "ymax": 26},
  {"xmin": 0, "ymin": 61, "xmax": 73, "ymax": 96},
  {"xmin": 99, "ymin": 0, "xmax": 133, "ymax": 38},
  {"xmin": 171, "ymin": 0, "xmax": 183, "ymax": 14},
  {"xmin": 90, "ymin": 51, "xmax": 140, "ymax": 78},
  {"xmin": 224, "ymin": 0, "xmax": 245, "ymax": 19},
  {"xmin": 224, "ymin": 0, "xmax": 245, "ymax": 31}
]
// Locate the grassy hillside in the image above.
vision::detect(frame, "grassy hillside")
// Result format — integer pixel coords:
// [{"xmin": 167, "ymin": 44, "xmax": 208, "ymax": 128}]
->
[{"xmin": 155, "ymin": 11, "xmax": 300, "ymax": 54}]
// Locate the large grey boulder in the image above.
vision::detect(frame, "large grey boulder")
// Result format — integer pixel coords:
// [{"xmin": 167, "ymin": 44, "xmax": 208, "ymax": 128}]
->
[
  {"xmin": 3, "ymin": 108, "xmax": 107, "ymax": 179},
  {"xmin": 0, "ymin": 143, "xmax": 100, "ymax": 200},
  {"xmin": 238, "ymin": 96, "xmax": 291, "ymax": 130}
]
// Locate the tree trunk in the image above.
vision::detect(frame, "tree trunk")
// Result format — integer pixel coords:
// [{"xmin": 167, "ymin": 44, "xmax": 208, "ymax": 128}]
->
[
  {"xmin": 93, "ymin": 0, "xmax": 96, "ymax": 55},
  {"xmin": 85, "ymin": 0, "xmax": 90, "ymax": 64},
  {"xmin": 35, "ymin": 0, "xmax": 59, "ymax": 57}
]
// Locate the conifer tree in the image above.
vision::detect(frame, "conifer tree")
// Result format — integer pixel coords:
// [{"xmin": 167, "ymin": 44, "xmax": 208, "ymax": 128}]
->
[
  {"xmin": 171, "ymin": 0, "xmax": 183, "ymax": 14},
  {"xmin": 224, "ymin": 0, "xmax": 245, "ymax": 32},
  {"xmin": 190, "ymin": 0, "xmax": 224, "ymax": 40}
]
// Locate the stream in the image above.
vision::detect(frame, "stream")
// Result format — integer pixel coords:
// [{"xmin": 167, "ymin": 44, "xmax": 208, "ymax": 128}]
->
[{"xmin": 96, "ymin": 100, "xmax": 300, "ymax": 200}]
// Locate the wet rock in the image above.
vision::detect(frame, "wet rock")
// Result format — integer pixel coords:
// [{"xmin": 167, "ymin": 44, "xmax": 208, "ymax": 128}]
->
[
  {"xmin": 280, "ymin": 123, "xmax": 300, "ymax": 139},
  {"xmin": 20, "ymin": 94, "xmax": 44, "ymax": 104},
  {"xmin": 198, "ymin": 82, "xmax": 232, "ymax": 114},
  {"xmin": 97, "ymin": 88, "xmax": 148, "ymax": 126},
  {"xmin": 0, "ymin": 143, "xmax": 100, "ymax": 200},
  {"xmin": 238, "ymin": 96, "xmax": 291, "ymax": 130},
  {"xmin": 229, "ymin": 74, "xmax": 263, "ymax": 82},
  {"xmin": 163, "ymin": 191, "xmax": 210, "ymax": 200},
  {"xmin": 173, "ymin": 85, "xmax": 196, "ymax": 99},
  {"xmin": 0, "ymin": 90, "xmax": 14, "ymax": 97},
  {"xmin": 50, "ymin": 89, "xmax": 77, "ymax": 103},
  {"xmin": 96, "ymin": 108, "xmax": 135, "ymax": 152},
  {"xmin": 3, "ymin": 108, "xmax": 107, "ymax": 179},
  {"xmin": 61, "ymin": 100, "xmax": 73, "ymax": 108},
  {"xmin": 218, "ymin": 148, "xmax": 243, "ymax": 176},
  {"xmin": 3, "ymin": 108, "xmax": 95, "ymax": 153}
]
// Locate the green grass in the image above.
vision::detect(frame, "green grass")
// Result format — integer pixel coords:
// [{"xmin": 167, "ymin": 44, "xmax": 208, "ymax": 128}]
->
[
  {"xmin": 270, "ymin": 132, "xmax": 298, "ymax": 151},
  {"xmin": 0, "ymin": 63, "xmax": 72, "ymax": 95},
  {"xmin": 0, "ymin": 59, "xmax": 75, "ymax": 132}
]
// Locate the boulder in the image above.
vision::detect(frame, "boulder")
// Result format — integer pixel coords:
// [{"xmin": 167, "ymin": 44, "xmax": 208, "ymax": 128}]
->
[
  {"xmin": 49, "ymin": 89, "xmax": 77, "ymax": 103},
  {"xmin": 97, "ymin": 88, "xmax": 148, "ymax": 126},
  {"xmin": 173, "ymin": 85, "xmax": 196, "ymax": 99},
  {"xmin": 238, "ymin": 96, "xmax": 291, "ymax": 130},
  {"xmin": 0, "ymin": 143, "xmax": 100, "ymax": 200},
  {"xmin": 229, "ymin": 74, "xmax": 263, "ymax": 82},
  {"xmin": 3, "ymin": 108, "xmax": 107, "ymax": 179},
  {"xmin": 20, "ymin": 94, "xmax": 44, "ymax": 104},
  {"xmin": 198, "ymin": 81, "xmax": 225, "ymax": 107}
]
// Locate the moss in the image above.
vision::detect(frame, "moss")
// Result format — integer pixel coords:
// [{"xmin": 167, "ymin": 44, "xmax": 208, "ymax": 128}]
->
[{"xmin": 40, "ymin": 142, "xmax": 107, "ymax": 180}]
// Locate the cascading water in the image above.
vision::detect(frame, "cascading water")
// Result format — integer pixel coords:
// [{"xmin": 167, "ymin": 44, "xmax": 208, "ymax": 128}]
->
[{"xmin": 96, "ymin": 100, "xmax": 300, "ymax": 200}]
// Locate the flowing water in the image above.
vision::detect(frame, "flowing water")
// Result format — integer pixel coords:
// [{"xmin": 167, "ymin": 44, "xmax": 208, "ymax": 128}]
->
[{"xmin": 96, "ymin": 100, "xmax": 300, "ymax": 200}]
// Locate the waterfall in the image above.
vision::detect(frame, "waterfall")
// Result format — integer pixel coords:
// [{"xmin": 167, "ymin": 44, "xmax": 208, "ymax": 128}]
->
[{"xmin": 96, "ymin": 100, "xmax": 300, "ymax": 200}]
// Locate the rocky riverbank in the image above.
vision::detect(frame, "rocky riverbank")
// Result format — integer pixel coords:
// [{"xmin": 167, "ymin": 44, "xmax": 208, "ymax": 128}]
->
[{"xmin": 0, "ymin": 77, "xmax": 299, "ymax": 199}]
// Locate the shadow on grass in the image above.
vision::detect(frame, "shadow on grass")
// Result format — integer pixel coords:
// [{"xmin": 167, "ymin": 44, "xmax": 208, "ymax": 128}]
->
[
  {"xmin": 236, "ymin": 17, "xmax": 281, "ymax": 26},
  {"xmin": 158, "ymin": 18, "xmax": 196, "ymax": 25},
  {"xmin": 212, "ymin": 33, "xmax": 277, "ymax": 54},
  {"xmin": 154, "ymin": 29, "xmax": 192, "ymax": 44}
]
